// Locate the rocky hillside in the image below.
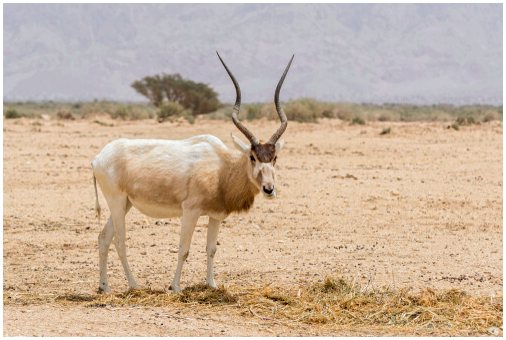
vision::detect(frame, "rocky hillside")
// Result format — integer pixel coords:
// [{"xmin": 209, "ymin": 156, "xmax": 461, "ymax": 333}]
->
[{"xmin": 4, "ymin": 4, "xmax": 502, "ymax": 104}]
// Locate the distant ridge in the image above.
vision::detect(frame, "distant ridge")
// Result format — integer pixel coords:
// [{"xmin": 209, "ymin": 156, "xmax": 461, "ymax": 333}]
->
[{"xmin": 4, "ymin": 4, "xmax": 502, "ymax": 105}]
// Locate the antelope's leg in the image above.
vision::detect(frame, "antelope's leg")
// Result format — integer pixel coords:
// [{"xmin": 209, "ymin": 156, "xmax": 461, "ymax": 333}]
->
[
  {"xmin": 98, "ymin": 216, "xmax": 114, "ymax": 293},
  {"xmin": 111, "ymin": 198, "xmax": 138, "ymax": 289},
  {"xmin": 170, "ymin": 209, "xmax": 200, "ymax": 292},
  {"xmin": 206, "ymin": 217, "xmax": 221, "ymax": 289}
]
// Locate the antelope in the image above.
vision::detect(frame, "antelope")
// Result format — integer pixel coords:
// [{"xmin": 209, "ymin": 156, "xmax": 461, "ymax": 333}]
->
[{"xmin": 91, "ymin": 52, "xmax": 294, "ymax": 293}]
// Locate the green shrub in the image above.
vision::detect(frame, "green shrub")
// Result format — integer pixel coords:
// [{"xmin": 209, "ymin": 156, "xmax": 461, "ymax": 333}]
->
[
  {"xmin": 455, "ymin": 116, "xmax": 467, "ymax": 125},
  {"xmin": 284, "ymin": 98, "xmax": 322, "ymax": 122},
  {"xmin": 321, "ymin": 110, "xmax": 335, "ymax": 118},
  {"xmin": 482, "ymin": 111, "xmax": 499, "ymax": 123},
  {"xmin": 260, "ymin": 103, "xmax": 277, "ymax": 120},
  {"xmin": 111, "ymin": 106, "xmax": 130, "ymax": 120},
  {"xmin": 4, "ymin": 109, "xmax": 21, "ymax": 119},
  {"xmin": 181, "ymin": 110, "xmax": 195, "ymax": 124},
  {"xmin": 351, "ymin": 116, "xmax": 366, "ymax": 125},
  {"xmin": 246, "ymin": 103, "xmax": 263, "ymax": 120},
  {"xmin": 378, "ymin": 112, "xmax": 394, "ymax": 122},
  {"xmin": 132, "ymin": 73, "xmax": 220, "ymax": 114},
  {"xmin": 131, "ymin": 110, "xmax": 154, "ymax": 120},
  {"xmin": 56, "ymin": 111, "xmax": 75, "ymax": 120},
  {"xmin": 454, "ymin": 116, "xmax": 479, "ymax": 126},
  {"xmin": 335, "ymin": 109, "xmax": 353, "ymax": 121},
  {"xmin": 157, "ymin": 101, "xmax": 186, "ymax": 123}
]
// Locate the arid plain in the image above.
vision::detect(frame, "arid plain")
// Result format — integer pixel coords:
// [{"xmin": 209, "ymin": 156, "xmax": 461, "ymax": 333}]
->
[{"xmin": 3, "ymin": 117, "xmax": 502, "ymax": 336}]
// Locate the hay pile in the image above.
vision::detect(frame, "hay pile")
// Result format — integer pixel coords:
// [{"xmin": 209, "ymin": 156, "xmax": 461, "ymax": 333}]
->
[{"xmin": 5, "ymin": 276, "xmax": 502, "ymax": 335}]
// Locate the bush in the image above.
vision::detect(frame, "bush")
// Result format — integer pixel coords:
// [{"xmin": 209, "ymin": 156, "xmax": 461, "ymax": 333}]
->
[
  {"xmin": 482, "ymin": 111, "xmax": 499, "ymax": 123},
  {"xmin": 351, "ymin": 116, "xmax": 366, "ymax": 125},
  {"xmin": 110, "ymin": 105, "xmax": 153, "ymax": 120},
  {"xmin": 260, "ymin": 103, "xmax": 277, "ymax": 120},
  {"xmin": 284, "ymin": 98, "xmax": 323, "ymax": 122},
  {"xmin": 4, "ymin": 109, "xmax": 21, "ymax": 119},
  {"xmin": 157, "ymin": 101, "xmax": 186, "ymax": 123},
  {"xmin": 455, "ymin": 116, "xmax": 467, "ymax": 125},
  {"xmin": 378, "ymin": 112, "xmax": 394, "ymax": 122},
  {"xmin": 246, "ymin": 103, "xmax": 263, "ymax": 120},
  {"xmin": 380, "ymin": 127, "xmax": 391, "ymax": 135},
  {"xmin": 454, "ymin": 116, "xmax": 479, "ymax": 127},
  {"xmin": 321, "ymin": 110, "xmax": 335, "ymax": 118},
  {"xmin": 466, "ymin": 116, "xmax": 476, "ymax": 125},
  {"xmin": 335, "ymin": 108, "xmax": 353, "ymax": 121},
  {"xmin": 56, "ymin": 111, "xmax": 75, "ymax": 120},
  {"xmin": 111, "ymin": 106, "xmax": 130, "ymax": 120},
  {"xmin": 132, "ymin": 73, "xmax": 220, "ymax": 114},
  {"xmin": 180, "ymin": 110, "xmax": 195, "ymax": 124}
]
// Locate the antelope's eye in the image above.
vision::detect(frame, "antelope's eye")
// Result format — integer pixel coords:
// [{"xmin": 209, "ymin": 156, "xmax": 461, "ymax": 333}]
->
[{"xmin": 250, "ymin": 155, "xmax": 255, "ymax": 162}]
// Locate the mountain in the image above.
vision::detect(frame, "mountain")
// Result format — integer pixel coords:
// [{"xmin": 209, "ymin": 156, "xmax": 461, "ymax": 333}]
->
[{"xmin": 3, "ymin": 3, "xmax": 503, "ymax": 104}]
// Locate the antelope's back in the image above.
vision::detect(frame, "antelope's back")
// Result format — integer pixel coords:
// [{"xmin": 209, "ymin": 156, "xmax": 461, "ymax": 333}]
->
[{"xmin": 92, "ymin": 136, "xmax": 228, "ymax": 210}]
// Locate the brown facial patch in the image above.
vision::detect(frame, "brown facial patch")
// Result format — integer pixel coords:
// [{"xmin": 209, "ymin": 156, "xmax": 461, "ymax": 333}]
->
[{"xmin": 251, "ymin": 143, "xmax": 276, "ymax": 163}]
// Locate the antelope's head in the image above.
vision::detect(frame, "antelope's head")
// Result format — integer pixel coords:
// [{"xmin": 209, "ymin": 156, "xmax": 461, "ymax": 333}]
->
[{"xmin": 217, "ymin": 52, "xmax": 294, "ymax": 198}]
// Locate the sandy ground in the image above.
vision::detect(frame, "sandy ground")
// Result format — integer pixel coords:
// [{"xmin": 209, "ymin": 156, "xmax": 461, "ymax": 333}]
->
[{"xmin": 3, "ymin": 117, "xmax": 503, "ymax": 336}]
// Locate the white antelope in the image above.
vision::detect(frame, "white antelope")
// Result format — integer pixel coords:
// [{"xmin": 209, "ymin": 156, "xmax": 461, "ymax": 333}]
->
[{"xmin": 91, "ymin": 52, "xmax": 293, "ymax": 293}]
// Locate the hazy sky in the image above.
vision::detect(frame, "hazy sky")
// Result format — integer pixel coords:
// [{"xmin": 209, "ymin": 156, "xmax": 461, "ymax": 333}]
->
[{"xmin": 4, "ymin": 3, "xmax": 503, "ymax": 104}]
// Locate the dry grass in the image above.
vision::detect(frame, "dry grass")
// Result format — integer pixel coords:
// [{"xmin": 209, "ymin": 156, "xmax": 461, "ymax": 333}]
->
[
  {"xmin": 4, "ymin": 100, "xmax": 502, "ymax": 124},
  {"xmin": 4, "ymin": 276, "xmax": 502, "ymax": 335}
]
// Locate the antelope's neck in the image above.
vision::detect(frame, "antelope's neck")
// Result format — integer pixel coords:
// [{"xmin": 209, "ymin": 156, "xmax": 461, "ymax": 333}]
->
[{"xmin": 220, "ymin": 153, "xmax": 260, "ymax": 214}]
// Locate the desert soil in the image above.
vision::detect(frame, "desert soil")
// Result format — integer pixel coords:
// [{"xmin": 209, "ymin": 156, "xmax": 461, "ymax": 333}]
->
[{"xmin": 3, "ymin": 117, "xmax": 503, "ymax": 336}]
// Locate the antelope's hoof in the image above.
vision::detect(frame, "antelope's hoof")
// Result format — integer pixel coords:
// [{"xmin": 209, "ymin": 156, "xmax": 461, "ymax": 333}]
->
[
  {"xmin": 97, "ymin": 286, "xmax": 111, "ymax": 294},
  {"xmin": 169, "ymin": 284, "xmax": 181, "ymax": 293}
]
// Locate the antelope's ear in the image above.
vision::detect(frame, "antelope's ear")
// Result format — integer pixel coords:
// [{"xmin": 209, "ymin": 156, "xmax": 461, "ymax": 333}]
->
[
  {"xmin": 275, "ymin": 139, "xmax": 285, "ymax": 152},
  {"xmin": 231, "ymin": 133, "xmax": 250, "ymax": 153}
]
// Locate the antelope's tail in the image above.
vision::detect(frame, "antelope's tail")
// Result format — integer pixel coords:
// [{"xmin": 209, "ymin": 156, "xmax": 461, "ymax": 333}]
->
[{"xmin": 92, "ymin": 169, "xmax": 101, "ymax": 222}]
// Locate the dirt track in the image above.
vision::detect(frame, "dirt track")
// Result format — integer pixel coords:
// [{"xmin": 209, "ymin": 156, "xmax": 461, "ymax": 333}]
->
[{"xmin": 3, "ymin": 117, "xmax": 503, "ymax": 335}]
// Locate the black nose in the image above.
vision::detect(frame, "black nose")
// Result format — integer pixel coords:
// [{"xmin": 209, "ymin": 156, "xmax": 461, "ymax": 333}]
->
[{"xmin": 263, "ymin": 186, "xmax": 274, "ymax": 195}]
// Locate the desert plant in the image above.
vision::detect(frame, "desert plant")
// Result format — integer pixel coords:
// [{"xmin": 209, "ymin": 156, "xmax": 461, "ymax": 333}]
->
[
  {"xmin": 466, "ymin": 116, "xmax": 476, "ymax": 125},
  {"xmin": 482, "ymin": 111, "xmax": 499, "ymax": 123},
  {"xmin": 378, "ymin": 112, "xmax": 394, "ymax": 122},
  {"xmin": 110, "ymin": 106, "xmax": 130, "ymax": 120},
  {"xmin": 380, "ymin": 127, "xmax": 391, "ymax": 135},
  {"xmin": 56, "ymin": 111, "xmax": 75, "ymax": 120},
  {"xmin": 284, "ymin": 98, "xmax": 323, "ymax": 122},
  {"xmin": 321, "ymin": 109, "xmax": 335, "ymax": 118},
  {"xmin": 260, "ymin": 103, "xmax": 277, "ymax": 120},
  {"xmin": 245, "ymin": 103, "xmax": 263, "ymax": 120},
  {"xmin": 351, "ymin": 116, "xmax": 366, "ymax": 125},
  {"xmin": 4, "ymin": 109, "xmax": 21, "ymax": 119},
  {"xmin": 132, "ymin": 73, "xmax": 220, "ymax": 115},
  {"xmin": 157, "ymin": 101, "xmax": 186, "ymax": 123},
  {"xmin": 2, "ymin": 100, "xmax": 502, "ymax": 123},
  {"xmin": 455, "ymin": 116, "xmax": 467, "ymax": 125},
  {"xmin": 180, "ymin": 110, "xmax": 195, "ymax": 124}
]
